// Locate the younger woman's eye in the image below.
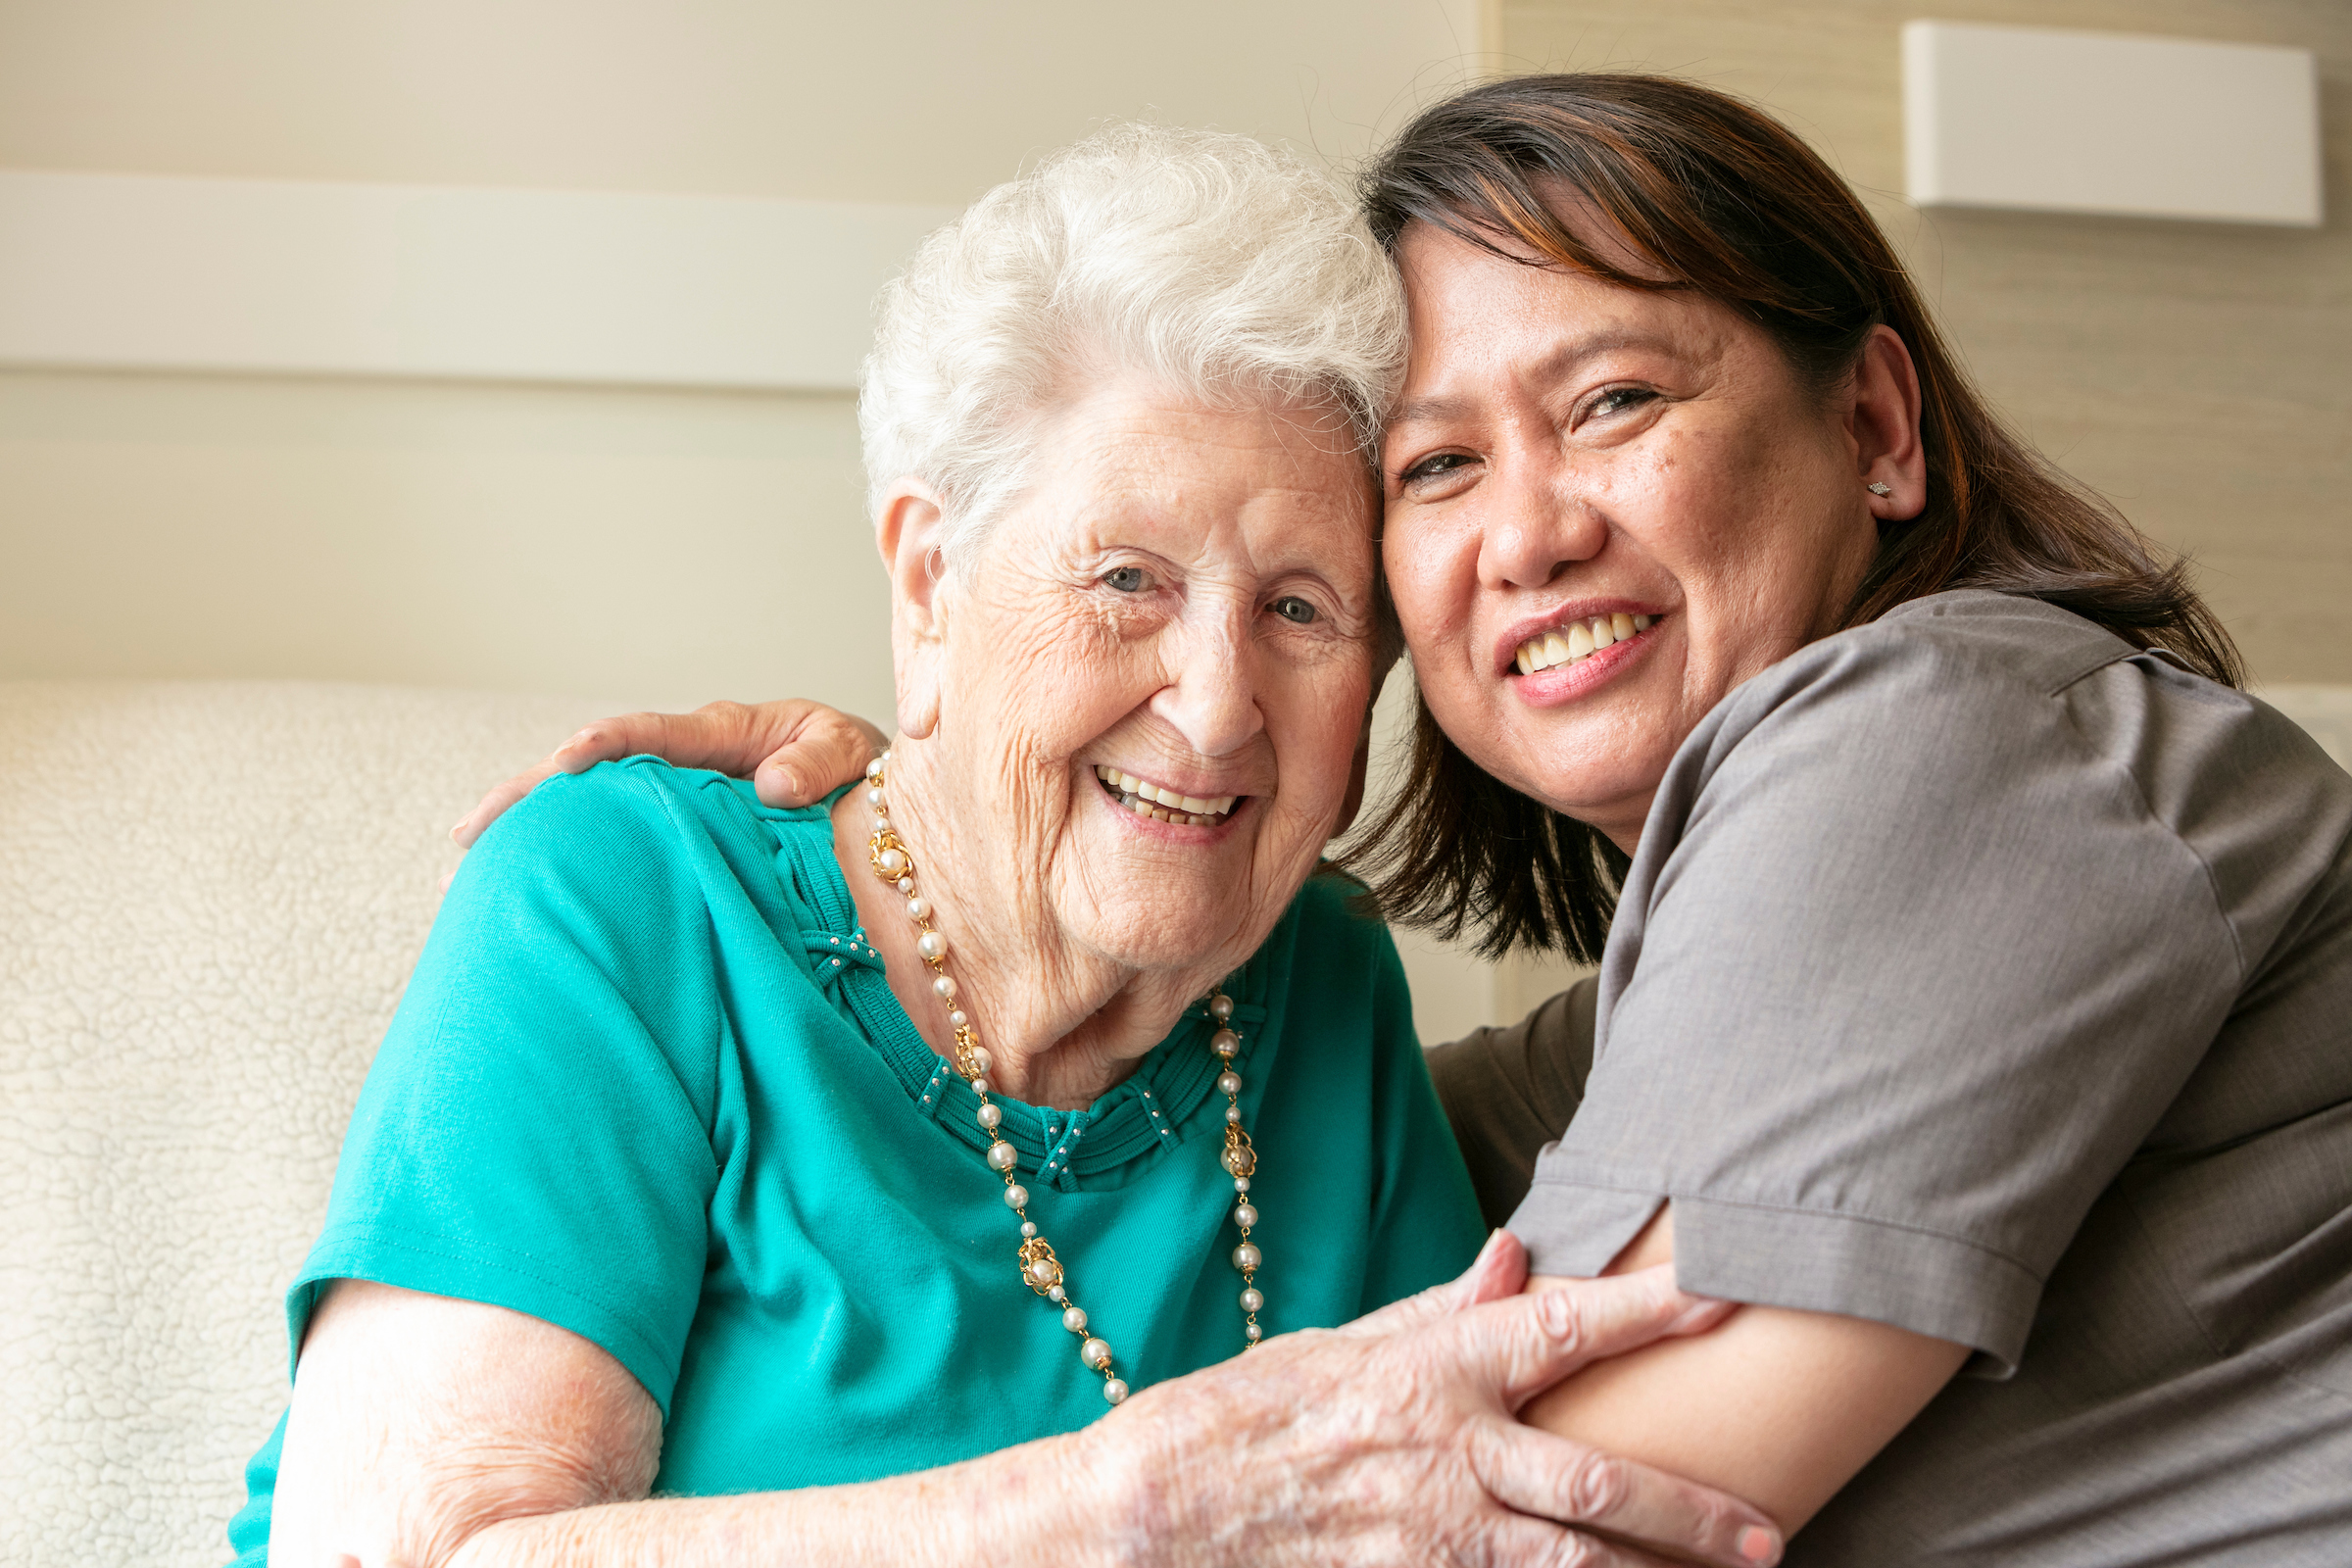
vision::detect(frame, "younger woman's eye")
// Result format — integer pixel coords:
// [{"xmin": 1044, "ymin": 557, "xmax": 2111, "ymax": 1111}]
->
[
  {"xmin": 1399, "ymin": 452, "xmax": 1475, "ymax": 485},
  {"xmin": 1588, "ymin": 387, "xmax": 1656, "ymax": 419},
  {"xmin": 1269, "ymin": 596, "xmax": 1318, "ymax": 625},
  {"xmin": 1102, "ymin": 565, "xmax": 1152, "ymax": 593}
]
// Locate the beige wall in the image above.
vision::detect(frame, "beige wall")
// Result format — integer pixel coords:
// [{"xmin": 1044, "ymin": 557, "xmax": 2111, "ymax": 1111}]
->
[
  {"xmin": 0, "ymin": 1, "xmax": 1488, "ymax": 204},
  {"xmin": 1, "ymin": 0, "xmax": 1487, "ymax": 721},
  {"xmin": 1498, "ymin": 0, "xmax": 2352, "ymax": 684}
]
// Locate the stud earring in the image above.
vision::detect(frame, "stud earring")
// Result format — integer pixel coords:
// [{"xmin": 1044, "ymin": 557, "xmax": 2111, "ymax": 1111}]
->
[{"xmin": 1866, "ymin": 481, "xmax": 1893, "ymax": 497}]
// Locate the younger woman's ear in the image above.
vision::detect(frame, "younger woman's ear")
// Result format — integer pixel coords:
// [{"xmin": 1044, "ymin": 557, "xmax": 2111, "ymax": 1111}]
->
[
  {"xmin": 875, "ymin": 478, "xmax": 950, "ymax": 740},
  {"xmin": 1848, "ymin": 323, "xmax": 1928, "ymax": 522}
]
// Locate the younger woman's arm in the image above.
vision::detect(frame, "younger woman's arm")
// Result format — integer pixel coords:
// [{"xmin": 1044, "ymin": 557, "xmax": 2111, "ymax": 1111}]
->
[{"xmin": 1523, "ymin": 1208, "xmax": 1969, "ymax": 1540}]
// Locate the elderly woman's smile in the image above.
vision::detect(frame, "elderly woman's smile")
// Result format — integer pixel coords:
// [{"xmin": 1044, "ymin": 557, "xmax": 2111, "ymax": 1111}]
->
[{"xmin": 843, "ymin": 376, "xmax": 1379, "ymax": 1109}]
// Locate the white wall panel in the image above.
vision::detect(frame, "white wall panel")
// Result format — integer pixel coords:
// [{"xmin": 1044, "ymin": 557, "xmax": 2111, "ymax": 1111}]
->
[{"xmin": 0, "ymin": 172, "xmax": 957, "ymax": 389}]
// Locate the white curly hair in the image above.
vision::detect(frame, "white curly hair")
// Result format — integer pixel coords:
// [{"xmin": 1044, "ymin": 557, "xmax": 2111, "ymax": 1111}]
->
[{"xmin": 858, "ymin": 123, "xmax": 1408, "ymax": 572}]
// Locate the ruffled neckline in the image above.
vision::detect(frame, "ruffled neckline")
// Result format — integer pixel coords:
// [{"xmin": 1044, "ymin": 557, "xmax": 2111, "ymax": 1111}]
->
[{"xmin": 770, "ymin": 787, "xmax": 1271, "ymax": 1192}]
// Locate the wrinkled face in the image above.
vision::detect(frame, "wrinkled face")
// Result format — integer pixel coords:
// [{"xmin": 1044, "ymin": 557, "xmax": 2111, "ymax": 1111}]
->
[
  {"xmin": 922, "ymin": 377, "xmax": 1379, "ymax": 979},
  {"xmin": 1381, "ymin": 222, "xmax": 1883, "ymax": 848}
]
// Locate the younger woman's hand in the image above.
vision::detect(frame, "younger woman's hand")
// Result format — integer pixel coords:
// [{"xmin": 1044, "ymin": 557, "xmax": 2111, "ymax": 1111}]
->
[{"xmin": 451, "ymin": 700, "xmax": 885, "ymax": 850}]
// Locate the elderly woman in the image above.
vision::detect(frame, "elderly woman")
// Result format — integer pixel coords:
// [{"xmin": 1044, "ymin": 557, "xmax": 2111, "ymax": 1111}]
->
[
  {"xmin": 551, "ymin": 76, "xmax": 2352, "ymax": 1563},
  {"xmin": 228, "ymin": 126, "xmax": 1784, "ymax": 1568}
]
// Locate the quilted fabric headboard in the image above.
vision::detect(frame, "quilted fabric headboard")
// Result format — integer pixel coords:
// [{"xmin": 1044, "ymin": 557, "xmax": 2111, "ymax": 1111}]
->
[{"xmin": 0, "ymin": 680, "xmax": 610, "ymax": 1568}]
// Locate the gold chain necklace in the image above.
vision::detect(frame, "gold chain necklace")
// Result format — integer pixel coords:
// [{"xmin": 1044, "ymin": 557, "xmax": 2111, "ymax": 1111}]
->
[{"xmin": 861, "ymin": 751, "xmax": 1265, "ymax": 1405}]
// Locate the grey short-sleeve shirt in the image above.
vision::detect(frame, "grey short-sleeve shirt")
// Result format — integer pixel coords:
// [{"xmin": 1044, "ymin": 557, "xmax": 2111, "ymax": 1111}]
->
[{"xmin": 1498, "ymin": 591, "xmax": 2352, "ymax": 1564}]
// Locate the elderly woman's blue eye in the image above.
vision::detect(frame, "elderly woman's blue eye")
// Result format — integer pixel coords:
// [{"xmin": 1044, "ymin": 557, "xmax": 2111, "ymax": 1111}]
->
[
  {"xmin": 1102, "ymin": 566, "xmax": 1151, "ymax": 593},
  {"xmin": 1270, "ymin": 597, "xmax": 1318, "ymax": 624}
]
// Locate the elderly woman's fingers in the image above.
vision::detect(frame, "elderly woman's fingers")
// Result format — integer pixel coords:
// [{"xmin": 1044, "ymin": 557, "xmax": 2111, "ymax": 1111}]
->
[
  {"xmin": 1437, "ymin": 1267, "xmax": 1732, "ymax": 1412},
  {"xmin": 749, "ymin": 703, "xmax": 890, "ymax": 808},
  {"xmin": 1472, "ymin": 1511, "xmax": 1719, "ymax": 1568},
  {"xmin": 1466, "ymin": 1423, "xmax": 1783, "ymax": 1568},
  {"xmin": 1337, "ymin": 1229, "xmax": 1530, "ymax": 1340}
]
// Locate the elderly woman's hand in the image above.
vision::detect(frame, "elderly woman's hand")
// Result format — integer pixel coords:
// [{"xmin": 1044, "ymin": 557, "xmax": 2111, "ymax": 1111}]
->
[{"xmin": 1092, "ymin": 1231, "xmax": 1778, "ymax": 1568}]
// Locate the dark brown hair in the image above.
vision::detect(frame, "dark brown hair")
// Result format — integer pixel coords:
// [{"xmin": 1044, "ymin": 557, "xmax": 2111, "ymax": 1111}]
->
[{"xmin": 1348, "ymin": 72, "xmax": 2242, "ymax": 961}]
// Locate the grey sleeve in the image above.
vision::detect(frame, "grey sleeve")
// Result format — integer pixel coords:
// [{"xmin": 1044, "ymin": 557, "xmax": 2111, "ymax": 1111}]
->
[
  {"xmin": 1425, "ymin": 976, "xmax": 1596, "ymax": 1230},
  {"xmin": 1509, "ymin": 624, "xmax": 2244, "ymax": 1373}
]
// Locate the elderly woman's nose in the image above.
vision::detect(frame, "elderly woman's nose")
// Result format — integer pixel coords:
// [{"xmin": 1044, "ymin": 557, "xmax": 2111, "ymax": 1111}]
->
[{"xmin": 1147, "ymin": 625, "xmax": 1266, "ymax": 759}]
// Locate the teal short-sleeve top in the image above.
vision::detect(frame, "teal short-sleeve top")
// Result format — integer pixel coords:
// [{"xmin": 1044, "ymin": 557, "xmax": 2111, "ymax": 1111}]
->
[{"xmin": 226, "ymin": 759, "xmax": 1481, "ymax": 1561}]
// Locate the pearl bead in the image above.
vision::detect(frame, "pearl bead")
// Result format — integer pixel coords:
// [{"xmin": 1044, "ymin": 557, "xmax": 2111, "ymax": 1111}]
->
[
  {"xmin": 917, "ymin": 931, "xmax": 947, "ymax": 960},
  {"xmin": 1028, "ymin": 1258, "xmax": 1058, "ymax": 1285},
  {"xmin": 1021, "ymin": 1221, "xmax": 1038, "ymax": 1237},
  {"xmin": 1232, "ymin": 1244, "xmax": 1261, "ymax": 1271},
  {"xmin": 1234, "ymin": 1203, "xmax": 1257, "ymax": 1229},
  {"xmin": 1245, "ymin": 1322, "xmax": 1262, "ymax": 1343},
  {"xmin": 932, "ymin": 974, "xmax": 956, "ymax": 999},
  {"xmin": 877, "ymin": 847, "xmax": 908, "ymax": 877},
  {"xmin": 1062, "ymin": 1305, "xmax": 1088, "ymax": 1333},
  {"xmin": 1003, "ymin": 1183, "xmax": 1027, "ymax": 1207},
  {"xmin": 987, "ymin": 1143, "xmax": 1018, "ymax": 1172},
  {"xmin": 1225, "ymin": 1105, "xmax": 1243, "ymax": 1124},
  {"xmin": 1080, "ymin": 1338, "xmax": 1112, "ymax": 1370},
  {"xmin": 1048, "ymin": 1284, "xmax": 1066, "ymax": 1303},
  {"xmin": 1240, "ymin": 1287, "xmax": 1263, "ymax": 1313},
  {"xmin": 1102, "ymin": 1378, "xmax": 1129, "ymax": 1404},
  {"xmin": 897, "ymin": 875, "xmax": 915, "ymax": 895},
  {"xmin": 906, "ymin": 896, "xmax": 930, "ymax": 920},
  {"xmin": 865, "ymin": 758, "xmax": 885, "ymax": 781},
  {"xmin": 865, "ymin": 785, "xmax": 885, "ymax": 807},
  {"xmin": 971, "ymin": 1077, "xmax": 991, "ymax": 1096},
  {"xmin": 969, "ymin": 1046, "xmax": 992, "ymax": 1075},
  {"xmin": 977, "ymin": 1102, "xmax": 1002, "ymax": 1129},
  {"xmin": 1217, "ymin": 1071, "xmax": 1242, "ymax": 1096},
  {"xmin": 1210, "ymin": 1029, "xmax": 1240, "ymax": 1056},
  {"xmin": 949, "ymin": 1009, "xmax": 969, "ymax": 1029},
  {"xmin": 1209, "ymin": 994, "xmax": 1235, "ymax": 1021},
  {"xmin": 1233, "ymin": 1177, "xmax": 1250, "ymax": 1193}
]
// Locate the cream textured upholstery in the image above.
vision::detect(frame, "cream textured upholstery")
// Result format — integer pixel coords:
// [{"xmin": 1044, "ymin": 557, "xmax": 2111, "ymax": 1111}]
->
[{"xmin": 1, "ymin": 679, "xmax": 609, "ymax": 1568}]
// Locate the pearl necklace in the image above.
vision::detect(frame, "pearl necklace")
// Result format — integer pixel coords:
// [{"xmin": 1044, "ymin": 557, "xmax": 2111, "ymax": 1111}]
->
[{"xmin": 861, "ymin": 750, "xmax": 1266, "ymax": 1405}]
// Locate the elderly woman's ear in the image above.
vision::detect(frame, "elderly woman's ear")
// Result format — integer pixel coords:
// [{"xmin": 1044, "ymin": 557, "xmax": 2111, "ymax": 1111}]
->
[{"xmin": 875, "ymin": 478, "xmax": 953, "ymax": 740}]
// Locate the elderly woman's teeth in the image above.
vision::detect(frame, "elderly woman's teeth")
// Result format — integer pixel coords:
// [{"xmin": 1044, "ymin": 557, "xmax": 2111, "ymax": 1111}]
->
[
  {"xmin": 1514, "ymin": 612, "xmax": 1654, "ymax": 676},
  {"xmin": 1092, "ymin": 766, "xmax": 1238, "ymax": 827}
]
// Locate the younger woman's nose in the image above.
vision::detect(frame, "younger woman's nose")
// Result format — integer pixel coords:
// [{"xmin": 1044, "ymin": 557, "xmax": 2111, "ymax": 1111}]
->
[{"xmin": 1477, "ymin": 463, "xmax": 1607, "ymax": 590}]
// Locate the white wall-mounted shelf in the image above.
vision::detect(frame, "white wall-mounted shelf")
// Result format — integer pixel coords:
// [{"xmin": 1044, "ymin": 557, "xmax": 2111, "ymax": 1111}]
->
[{"xmin": 1903, "ymin": 21, "xmax": 2323, "ymax": 227}]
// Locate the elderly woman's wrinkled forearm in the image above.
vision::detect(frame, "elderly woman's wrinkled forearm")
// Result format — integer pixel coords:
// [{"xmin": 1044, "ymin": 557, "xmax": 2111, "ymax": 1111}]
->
[
  {"xmin": 443, "ymin": 1436, "xmax": 1118, "ymax": 1568},
  {"xmin": 276, "ymin": 1247, "xmax": 1782, "ymax": 1568}
]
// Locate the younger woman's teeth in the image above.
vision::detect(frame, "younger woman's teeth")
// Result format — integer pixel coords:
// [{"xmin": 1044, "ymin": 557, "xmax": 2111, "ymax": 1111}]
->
[
  {"xmin": 1514, "ymin": 612, "xmax": 1653, "ymax": 676},
  {"xmin": 1092, "ymin": 766, "xmax": 1238, "ymax": 827}
]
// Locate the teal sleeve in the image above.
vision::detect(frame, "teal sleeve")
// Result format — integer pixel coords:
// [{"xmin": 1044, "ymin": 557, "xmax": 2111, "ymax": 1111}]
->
[
  {"xmin": 284, "ymin": 761, "xmax": 734, "ymax": 1413},
  {"xmin": 221, "ymin": 1407, "xmax": 284, "ymax": 1567},
  {"xmin": 1353, "ymin": 915, "xmax": 1487, "ymax": 1313}
]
